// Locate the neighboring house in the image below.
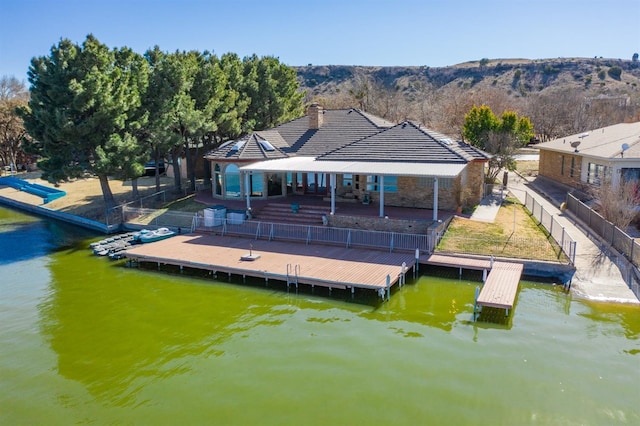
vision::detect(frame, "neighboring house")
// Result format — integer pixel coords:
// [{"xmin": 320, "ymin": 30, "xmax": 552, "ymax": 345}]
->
[
  {"xmin": 204, "ymin": 104, "xmax": 489, "ymax": 220},
  {"xmin": 537, "ymin": 121, "xmax": 640, "ymax": 190}
]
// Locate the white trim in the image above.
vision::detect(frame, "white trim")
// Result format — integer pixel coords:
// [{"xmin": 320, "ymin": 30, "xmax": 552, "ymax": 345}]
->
[{"xmin": 238, "ymin": 156, "xmax": 466, "ymax": 178}]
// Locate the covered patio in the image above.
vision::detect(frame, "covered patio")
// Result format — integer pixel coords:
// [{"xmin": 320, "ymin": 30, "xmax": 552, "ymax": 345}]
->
[{"xmin": 238, "ymin": 156, "xmax": 466, "ymax": 222}]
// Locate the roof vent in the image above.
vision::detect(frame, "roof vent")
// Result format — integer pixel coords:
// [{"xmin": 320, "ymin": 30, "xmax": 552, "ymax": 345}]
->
[{"xmin": 440, "ymin": 138, "xmax": 453, "ymax": 145}]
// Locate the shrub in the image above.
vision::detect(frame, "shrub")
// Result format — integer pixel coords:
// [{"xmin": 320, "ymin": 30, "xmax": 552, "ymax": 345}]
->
[{"xmin": 607, "ymin": 66, "xmax": 622, "ymax": 80}]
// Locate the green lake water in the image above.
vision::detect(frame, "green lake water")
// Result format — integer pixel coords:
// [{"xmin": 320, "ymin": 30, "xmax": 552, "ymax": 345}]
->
[{"xmin": 1, "ymin": 206, "xmax": 639, "ymax": 425}]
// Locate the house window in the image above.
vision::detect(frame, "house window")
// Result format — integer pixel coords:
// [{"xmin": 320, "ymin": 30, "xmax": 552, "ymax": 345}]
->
[
  {"xmin": 249, "ymin": 172, "xmax": 264, "ymax": 197},
  {"xmin": 214, "ymin": 164, "xmax": 222, "ymax": 195},
  {"xmin": 561, "ymin": 156, "xmax": 565, "ymax": 175},
  {"xmin": 570, "ymin": 158, "xmax": 575, "ymax": 177},
  {"xmin": 224, "ymin": 164, "xmax": 241, "ymax": 198},
  {"xmin": 621, "ymin": 168, "xmax": 640, "ymax": 184},
  {"xmin": 267, "ymin": 173, "xmax": 283, "ymax": 196},
  {"xmin": 383, "ymin": 176, "xmax": 397, "ymax": 192},
  {"xmin": 418, "ymin": 177, "xmax": 452, "ymax": 188},
  {"xmin": 587, "ymin": 162, "xmax": 609, "ymax": 185},
  {"xmin": 366, "ymin": 175, "xmax": 378, "ymax": 191},
  {"xmin": 365, "ymin": 175, "xmax": 396, "ymax": 192},
  {"xmin": 342, "ymin": 174, "xmax": 353, "ymax": 188}
]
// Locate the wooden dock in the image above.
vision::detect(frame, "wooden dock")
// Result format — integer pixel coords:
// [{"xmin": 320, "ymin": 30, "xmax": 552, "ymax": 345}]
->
[
  {"xmin": 124, "ymin": 233, "xmax": 416, "ymax": 299},
  {"xmin": 422, "ymin": 254, "xmax": 523, "ymax": 319}
]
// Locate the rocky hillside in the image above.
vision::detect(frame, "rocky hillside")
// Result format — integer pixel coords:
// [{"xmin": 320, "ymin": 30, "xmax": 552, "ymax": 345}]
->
[
  {"xmin": 294, "ymin": 58, "xmax": 640, "ymax": 139},
  {"xmin": 296, "ymin": 58, "xmax": 640, "ymax": 101}
]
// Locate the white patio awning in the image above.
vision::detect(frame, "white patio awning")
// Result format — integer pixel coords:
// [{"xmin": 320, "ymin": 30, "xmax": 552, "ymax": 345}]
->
[{"xmin": 238, "ymin": 157, "xmax": 465, "ymax": 178}]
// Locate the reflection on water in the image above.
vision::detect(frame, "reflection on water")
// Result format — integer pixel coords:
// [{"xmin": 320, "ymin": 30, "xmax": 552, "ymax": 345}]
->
[{"xmin": 1, "ymin": 206, "xmax": 640, "ymax": 425}]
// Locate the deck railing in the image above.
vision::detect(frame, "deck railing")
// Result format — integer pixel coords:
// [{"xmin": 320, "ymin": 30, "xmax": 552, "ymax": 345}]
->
[{"xmin": 192, "ymin": 213, "xmax": 431, "ymax": 253}]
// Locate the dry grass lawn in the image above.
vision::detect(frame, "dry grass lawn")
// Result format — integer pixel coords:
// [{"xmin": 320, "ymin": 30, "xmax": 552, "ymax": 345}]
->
[
  {"xmin": 438, "ymin": 196, "xmax": 567, "ymax": 262},
  {"xmin": 0, "ymin": 172, "xmax": 178, "ymax": 221},
  {"xmin": 516, "ymin": 161, "xmax": 538, "ymax": 178}
]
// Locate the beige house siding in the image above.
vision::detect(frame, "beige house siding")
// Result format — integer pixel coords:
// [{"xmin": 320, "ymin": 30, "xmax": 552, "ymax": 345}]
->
[
  {"xmin": 539, "ymin": 150, "xmax": 582, "ymax": 188},
  {"xmin": 466, "ymin": 161, "xmax": 485, "ymax": 205}
]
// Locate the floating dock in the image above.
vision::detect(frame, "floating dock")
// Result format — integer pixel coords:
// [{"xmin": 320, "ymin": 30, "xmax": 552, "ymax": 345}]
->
[
  {"xmin": 422, "ymin": 253, "xmax": 523, "ymax": 319},
  {"xmin": 124, "ymin": 233, "xmax": 415, "ymax": 299}
]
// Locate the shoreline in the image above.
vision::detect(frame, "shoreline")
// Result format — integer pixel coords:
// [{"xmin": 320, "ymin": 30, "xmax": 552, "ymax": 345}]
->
[
  {"xmin": 0, "ymin": 193, "xmax": 116, "ymax": 233},
  {"xmin": 1, "ymin": 174, "xmax": 639, "ymax": 305}
]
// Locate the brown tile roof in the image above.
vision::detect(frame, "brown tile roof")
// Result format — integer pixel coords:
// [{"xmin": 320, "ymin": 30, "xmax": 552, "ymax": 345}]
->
[
  {"xmin": 205, "ymin": 108, "xmax": 393, "ymax": 160},
  {"xmin": 203, "ymin": 108, "xmax": 487, "ymax": 166},
  {"xmin": 317, "ymin": 121, "xmax": 489, "ymax": 163},
  {"xmin": 277, "ymin": 108, "xmax": 394, "ymax": 156}
]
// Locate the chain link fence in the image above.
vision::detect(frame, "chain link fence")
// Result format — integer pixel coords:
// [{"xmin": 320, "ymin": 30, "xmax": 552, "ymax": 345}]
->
[{"xmin": 524, "ymin": 191, "xmax": 577, "ymax": 264}]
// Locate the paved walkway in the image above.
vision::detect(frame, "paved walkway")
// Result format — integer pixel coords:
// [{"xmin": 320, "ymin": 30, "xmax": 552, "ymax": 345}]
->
[{"xmin": 507, "ymin": 173, "xmax": 638, "ymax": 304}]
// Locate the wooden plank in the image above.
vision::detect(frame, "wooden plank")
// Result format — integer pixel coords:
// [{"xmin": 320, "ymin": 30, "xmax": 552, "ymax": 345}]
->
[
  {"xmin": 477, "ymin": 262, "xmax": 523, "ymax": 309},
  {"xmin": 124, "ymin": 233, "xmax": 415, "ymax": 291},
  {"xmin": 423, "ymin": 254, "xmax": 492, "ymax": 271}
]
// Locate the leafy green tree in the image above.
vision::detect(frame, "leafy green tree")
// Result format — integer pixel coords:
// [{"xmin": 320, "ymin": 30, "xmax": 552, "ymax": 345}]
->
[
  {"xmin": 461, "ymin": 105, "xmax": 499, "ymax": 149},
  {"xmin": 463, "ymin": 105, "xmax": 534, "ymax": 183},
  {"xmin": 20, "ymin": 35, "xmax": 148, "ymax": 210}
]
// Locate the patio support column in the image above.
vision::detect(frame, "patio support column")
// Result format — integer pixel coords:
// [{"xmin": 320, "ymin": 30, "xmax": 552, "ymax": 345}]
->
[
  {"xmin": 330, "ymin": 173, "xmax": 336, "ymax": 215},
  {"xmin": 432, "ymin": 177, "xmax": 438, "ymax": 221},
  {"xmin": 244, "ymin": 172, "xmax": 251, "ymax": 210},
  {"xmin": 379, "ymin": 175, "xmax": 385, "ymax": 217}
]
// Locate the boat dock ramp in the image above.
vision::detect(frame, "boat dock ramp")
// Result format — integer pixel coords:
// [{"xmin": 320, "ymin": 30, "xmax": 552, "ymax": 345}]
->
[{"xmin": 423, "ymin": 253, "xmax": 524, "ymax": 320}]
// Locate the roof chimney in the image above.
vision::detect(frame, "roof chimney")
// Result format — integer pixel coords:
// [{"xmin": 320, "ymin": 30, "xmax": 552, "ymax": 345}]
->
[{"xmin": 307, "ymin": 103, "xmax": 323, "ymax": 129}]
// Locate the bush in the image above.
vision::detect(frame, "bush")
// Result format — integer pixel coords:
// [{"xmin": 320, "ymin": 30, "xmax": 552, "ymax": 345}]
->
[{"xmin": 607, "ymin": 66, "xmax": 622, "ymax": 80}]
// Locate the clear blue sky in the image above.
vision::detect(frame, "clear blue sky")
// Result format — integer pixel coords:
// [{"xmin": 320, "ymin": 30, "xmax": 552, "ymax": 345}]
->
[{"xmin": 2, "ymin": 0, "xmax": 639, "ymax": 82}]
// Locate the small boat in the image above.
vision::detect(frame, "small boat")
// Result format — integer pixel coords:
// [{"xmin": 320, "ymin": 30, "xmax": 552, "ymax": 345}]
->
[
  {"xmin": 138, "ymin": 227, "xmax": 176, "ymax": 243},
  {"xmin": 132, "ymin": 229, "xmax": 153, "ymax": 242}
]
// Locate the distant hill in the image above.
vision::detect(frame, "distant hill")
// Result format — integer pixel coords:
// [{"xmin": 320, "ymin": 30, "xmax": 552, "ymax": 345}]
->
[
  {"xmin": 294, "ymin": 57, "xmax": 640, "ymax": 139},
  {"xmin": 296, "ymin": 58, "xmax": 640, "ymax": 100}
]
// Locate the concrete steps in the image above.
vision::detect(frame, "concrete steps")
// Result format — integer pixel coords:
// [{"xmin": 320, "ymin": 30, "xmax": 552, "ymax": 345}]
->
[{"xmin": 256, "ymin": 202, "xmax": 330, "ymax": 225}]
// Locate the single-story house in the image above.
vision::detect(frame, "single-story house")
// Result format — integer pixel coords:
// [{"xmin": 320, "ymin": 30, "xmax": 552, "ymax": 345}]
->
[
  {"xmin": 204, "ymin": 104, "xmax": 490, "ymax": 221},
  {"xmin": 537, "ymin": 121, "xmax": 640, "ymax": 190}
]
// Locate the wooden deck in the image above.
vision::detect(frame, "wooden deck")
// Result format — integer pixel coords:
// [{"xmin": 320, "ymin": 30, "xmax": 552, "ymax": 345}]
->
[
  {"xmin": 476, "ymin": 262, "xmax": 524, "ymax": 310},
  {"xmin": 422, "ymin": 254, "xmax": 523, "ymax": 317},
  {"xmin": 124, "ymin": 233, "xmax": 415, "ymax": 296}
]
